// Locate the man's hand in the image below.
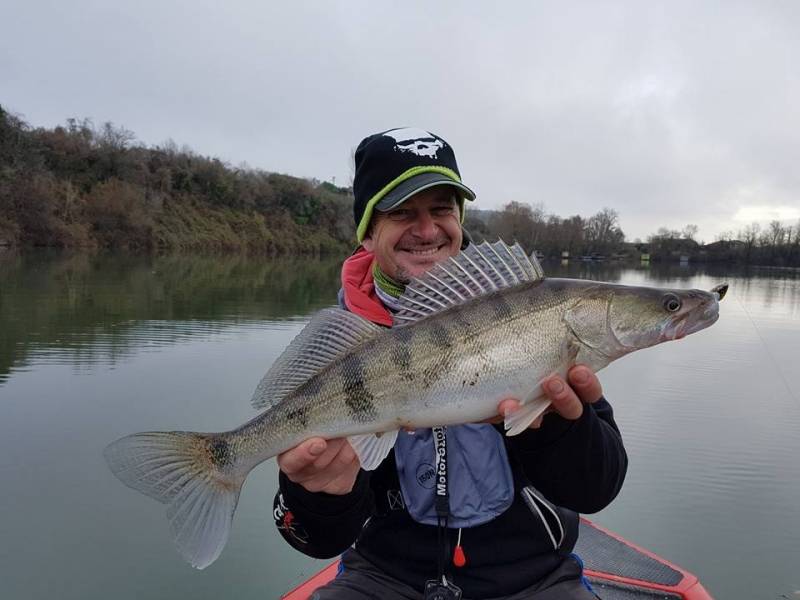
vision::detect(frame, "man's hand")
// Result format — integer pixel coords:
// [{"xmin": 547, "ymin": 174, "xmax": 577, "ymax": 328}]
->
[
  {"xmin": 498, "ymin": 365, "xmax": 604, "ymax": 429},
  {"xmin": 278, "ymin": 438, "xmax": 361, "ymax": 495}
]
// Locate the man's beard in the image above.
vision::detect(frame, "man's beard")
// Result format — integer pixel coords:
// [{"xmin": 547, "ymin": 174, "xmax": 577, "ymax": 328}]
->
[{"xmin": 394, "ymin": 267, "xmax": 412, "ymax": 285}]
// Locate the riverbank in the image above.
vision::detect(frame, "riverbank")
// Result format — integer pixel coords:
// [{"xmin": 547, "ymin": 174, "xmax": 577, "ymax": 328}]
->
[{"xmin": 0, "ymin": 107, "xmax": 355, "ymax": 255}]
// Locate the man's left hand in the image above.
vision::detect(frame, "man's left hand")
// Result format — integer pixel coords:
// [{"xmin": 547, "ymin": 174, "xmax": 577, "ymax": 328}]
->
[{"xmin": 497, "ymin": 365, "xmax": 604, "ymax": 429}]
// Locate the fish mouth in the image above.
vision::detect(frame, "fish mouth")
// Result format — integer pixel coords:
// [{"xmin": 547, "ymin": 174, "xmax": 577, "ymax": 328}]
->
[{"xmin": 669, "ymin": 310, "xmax": 719, "ymax": 340}]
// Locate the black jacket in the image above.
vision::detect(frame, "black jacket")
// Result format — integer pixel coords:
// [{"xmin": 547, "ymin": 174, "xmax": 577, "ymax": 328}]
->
[{"xmin": 274, "ymin": 398, "xmax": 627, "ymax": 599}]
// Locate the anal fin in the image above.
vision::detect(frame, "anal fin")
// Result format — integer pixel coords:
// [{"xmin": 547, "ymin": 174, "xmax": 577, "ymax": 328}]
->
[
  {"xmin": 348, "ymin": 430, "xmax": 399, "ymax": 470},
  {"xmin": 504, "ymin": 394, "xmax": 552, "ymax": 436}
]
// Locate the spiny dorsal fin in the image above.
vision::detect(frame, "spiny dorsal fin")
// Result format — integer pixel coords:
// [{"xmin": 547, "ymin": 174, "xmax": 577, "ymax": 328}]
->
[
  {"xmin": 393, "ymin": 240, "xmax": 545, "ymax": 325},
  {"xmin": 250, "ymin": 307, "xmax": 382, "ymax": 410}
]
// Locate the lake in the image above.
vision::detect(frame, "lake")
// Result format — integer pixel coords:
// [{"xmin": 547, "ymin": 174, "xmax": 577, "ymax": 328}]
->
[{"xmin": 1, "ymin": 251, "xmax": 798, "ymax": 600}]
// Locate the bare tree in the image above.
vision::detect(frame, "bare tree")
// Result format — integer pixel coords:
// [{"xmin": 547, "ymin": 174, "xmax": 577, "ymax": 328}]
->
[
  {"xmin": 489, "ymin": 201, "xmax": 539, "ymax": 250},
  {"xmin": 767, "ymin": 220, "xmax": 786, "ymax": 247},
  {"xmin": 96, "ymin": 121, "xmax": 136, "ymax": 151},
  {"xmin": 585, "ymin": 207, "xmax": 624, "ymax": 253},
  {"xmin": 740, "ymin": 222, "xmax": 760, "ymax": 260}
]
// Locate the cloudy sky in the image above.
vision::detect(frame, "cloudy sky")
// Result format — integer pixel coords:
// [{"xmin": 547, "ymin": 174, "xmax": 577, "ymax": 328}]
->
[{"xmin": 2, "ymin": 1, "xmax": 798, "ymax": 242}]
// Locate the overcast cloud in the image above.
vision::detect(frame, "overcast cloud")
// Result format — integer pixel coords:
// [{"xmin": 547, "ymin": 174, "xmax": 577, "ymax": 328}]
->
[{"xmin": 2, "ymin": 0, "xmax": 798, "ymax": 242}]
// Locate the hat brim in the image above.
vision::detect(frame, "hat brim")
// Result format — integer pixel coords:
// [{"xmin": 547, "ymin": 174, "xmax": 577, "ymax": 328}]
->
[{"xmin": 375, "ymin": 172, "xmax": 476, "ymax": 212}]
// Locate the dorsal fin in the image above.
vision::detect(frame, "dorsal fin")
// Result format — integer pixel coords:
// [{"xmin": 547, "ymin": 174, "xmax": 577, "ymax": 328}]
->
[
  {"xmin": 393, "ymin": 240, "xmax": 545, "ymax": 325},
  {"xmin": 250, "ymin": 307, "xmax": 382, "ymax": 410}
]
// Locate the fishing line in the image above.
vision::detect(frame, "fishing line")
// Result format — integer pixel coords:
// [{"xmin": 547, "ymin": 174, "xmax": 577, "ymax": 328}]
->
[{"xmin": 733, "ymin": 291, "xmax": 800, "ymax": 408}]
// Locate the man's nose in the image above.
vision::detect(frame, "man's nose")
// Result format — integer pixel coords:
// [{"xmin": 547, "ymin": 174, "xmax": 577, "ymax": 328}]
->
[{"xmin": 411, "ymin": 210, "xmax": 438, "ymax": 238}]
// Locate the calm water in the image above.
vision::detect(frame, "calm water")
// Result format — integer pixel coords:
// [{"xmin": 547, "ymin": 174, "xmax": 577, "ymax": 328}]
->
[{"xmin": 1, "ymin": 251, "xmax": 799, "ymax": 600}]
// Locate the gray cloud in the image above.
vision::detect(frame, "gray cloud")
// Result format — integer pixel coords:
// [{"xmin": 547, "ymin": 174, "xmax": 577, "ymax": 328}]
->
[{"xmin": 2, "ymin": 0, "xmax": 798, "ymax": 241}]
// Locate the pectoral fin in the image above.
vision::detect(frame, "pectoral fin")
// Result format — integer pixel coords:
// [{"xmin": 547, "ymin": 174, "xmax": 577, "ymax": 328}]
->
[{"xmin": 348, "ymin": 430, "xmax": 399, "ymax": 470}]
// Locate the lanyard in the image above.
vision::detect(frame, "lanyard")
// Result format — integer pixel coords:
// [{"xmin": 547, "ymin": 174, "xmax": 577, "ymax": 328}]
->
[
  {"xmin": 433, "ymin": 426, "xmax": 450, "ymax": 518},
  {"xmin": 427, "ymin": 427, "xmax": 464, "ymax": 599},
  {"xmin": 432, "ymin": 426, "xmax": 450, "ymax": 583}
]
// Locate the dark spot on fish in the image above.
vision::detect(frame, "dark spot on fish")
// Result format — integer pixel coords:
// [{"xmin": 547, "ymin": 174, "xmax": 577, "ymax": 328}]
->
[
  {"xmin": 393, "ymin": 344, "xmax": 415, "ymax": 382},
  {"xmin": 341, "ymin": 354, "xmax": 378, "ymax": 423},
  {"xmin": 298, "ymin": 374, "xmax": 323, "ymax": 401},
  {"xmin": 537, "ymin": 279, "xmax": 563, "ymax": 295},
  {"xmin": 286, "ymin": 406, "xmax": 310, "ymax": 429},
  {"xmin": 492, "ymin": 296, "xmax": 514, "ymax": 321},
  {"xmin": 449, "ymin": 306, "xmax": 482, "ymax": 345},
  {"xmin": 429, "ymin": 323, "xmax": 454, "ymax": 350},
  {"xmin": 420, "ymin": 323, "xmax": 455, "ymax": 389},
  {"xmin": 393, "ymin": 326, "xmax": 415, "ymax": 345},
  {"xmin": 450, "ymin": 307, "xmax": 471, "ymax": 329},
  {"xmin": 207, "ymin": 438, "xmax": 232, "ymax": 467},
  {"xmin": 391, "ymin": 327, "xmax": 416, "ymax": 382},
  {"xmin": 421, "ymin": 366, "xmax": 440, "ymax": 390}
]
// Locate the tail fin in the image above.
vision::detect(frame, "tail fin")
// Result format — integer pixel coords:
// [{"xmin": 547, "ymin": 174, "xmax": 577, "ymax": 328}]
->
[{"xmin": 104, "ymin": 431, "xmax": 244, "ymax": 569}]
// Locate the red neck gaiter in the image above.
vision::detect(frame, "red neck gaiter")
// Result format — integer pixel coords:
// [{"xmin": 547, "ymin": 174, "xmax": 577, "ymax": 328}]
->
[{"xmin": 340, "ymin": 247, "xmax": 393, "ymax": 327}]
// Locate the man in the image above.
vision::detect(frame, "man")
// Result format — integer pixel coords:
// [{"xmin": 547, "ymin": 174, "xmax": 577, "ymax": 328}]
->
[{"xmin": 274, "ymin": 128, "xmax": 627, "ymax": 599}]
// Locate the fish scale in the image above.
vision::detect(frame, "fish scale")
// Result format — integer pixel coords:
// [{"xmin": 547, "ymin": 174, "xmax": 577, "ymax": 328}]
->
[{"xmin": 104, "ymin": 240, "xmax": 727, "ymax": 570}]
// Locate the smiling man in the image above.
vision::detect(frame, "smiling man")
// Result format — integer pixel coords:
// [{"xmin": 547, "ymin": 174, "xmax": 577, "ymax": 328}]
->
[{"xmin": 273, "ymin": 128, "xmax": 627, "ymax": 599}]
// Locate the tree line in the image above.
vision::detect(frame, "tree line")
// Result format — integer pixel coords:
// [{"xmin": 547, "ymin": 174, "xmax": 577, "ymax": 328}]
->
[
  {"xmin": 465, "ymin": 202, "xmax": 626, "ymax": 258},
  {"xmin": 0, "ymin": 106, "xmax": 354, "ymax": 254},
  {"xmin": 467, "ymin": 202, "xmax": 800, "ymax": 266},
  {"xmin": 642, "ymin": 221, "xmax": 800, "ymax": 266},
  {"xmin": 2, "ymin": 106, "xmax": 798, "ymax": 265}
]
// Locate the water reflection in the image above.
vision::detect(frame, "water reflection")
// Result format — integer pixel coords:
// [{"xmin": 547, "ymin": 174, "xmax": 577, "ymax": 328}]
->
[
  {"xmin": 5, "ymin": 253, "xmax": 798, "ymax": 388},
  {"xmin": 0, "ymin": 251, "xmax": 344, "ymax": 384}
]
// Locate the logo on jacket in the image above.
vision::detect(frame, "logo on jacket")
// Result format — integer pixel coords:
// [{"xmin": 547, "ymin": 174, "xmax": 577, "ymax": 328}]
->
[{"xmin": 416, "ymin": 462, "xmax": 436, "ymax": 489}]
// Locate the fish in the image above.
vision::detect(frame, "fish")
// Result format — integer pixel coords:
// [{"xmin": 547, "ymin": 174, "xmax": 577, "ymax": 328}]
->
[{"xmin": 104, "ymin": 240, "xmax": 727, "ymax": 569}]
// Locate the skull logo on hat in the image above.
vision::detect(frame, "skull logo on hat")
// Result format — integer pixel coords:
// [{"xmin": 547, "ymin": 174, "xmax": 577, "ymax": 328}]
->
[{"xmin": 384, "ymin": 128, "xmax": 446, "ymax": 159}]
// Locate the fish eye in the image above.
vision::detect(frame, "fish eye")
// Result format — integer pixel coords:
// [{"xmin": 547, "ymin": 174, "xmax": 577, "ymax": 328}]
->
[{"xmin": 663, "ymin": 294, "xmax": 682, "ymax": 312}]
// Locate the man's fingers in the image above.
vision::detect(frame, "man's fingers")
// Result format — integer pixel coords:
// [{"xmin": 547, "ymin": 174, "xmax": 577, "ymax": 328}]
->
[
  {"xmin": 278, "ymin": 437, "xmax": 361, "ymax": 494},
  {"xmin": 543, "ymin": 375, "xmax": 584, "ymax": 420},
  {"xmin": 567, "ymin": 365, "xmax": 603, "ymax": 404},
  {"xmin": 277, "ymin": 437, "xmax": 327, "ymax": 476},
  {"xmin": 332, "ymin": 442, "xmax": 358, "ymax": 470},
  {"xmin": 311, "ymin": 438, "xmax": 350, "ymax": 471},
  {"xmin": 498, "ymin": 398, "xmax": 520, "ymax": 418},
  {"xmin": 292, "ymin": 443, "xmax": 360, "ymax": 493}
]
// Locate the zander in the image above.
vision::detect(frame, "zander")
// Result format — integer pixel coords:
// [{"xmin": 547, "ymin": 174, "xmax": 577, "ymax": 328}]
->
[{"xmin": 104, "ymin": 241, "xmax": 727, "ymax": 569}]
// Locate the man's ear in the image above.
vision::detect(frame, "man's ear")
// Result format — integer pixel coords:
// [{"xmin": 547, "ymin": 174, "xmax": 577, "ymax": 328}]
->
[{"xmin": 362, "ymin": 236, "xmax": 375, "ymax": 252}]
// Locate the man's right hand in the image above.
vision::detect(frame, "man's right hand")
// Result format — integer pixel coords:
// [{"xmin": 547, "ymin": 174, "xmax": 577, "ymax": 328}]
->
[{"xmin": 277, "ymin": 438, "xmax": 361, "ymax": 495}]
